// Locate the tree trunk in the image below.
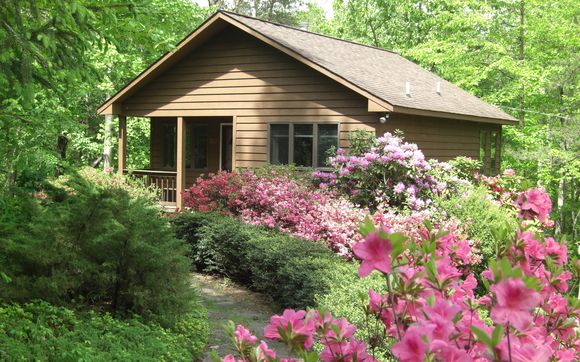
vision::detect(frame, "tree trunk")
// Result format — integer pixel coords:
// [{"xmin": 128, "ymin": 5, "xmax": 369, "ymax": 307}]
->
[{"xmin": 518, "ymin": 0, "xmax": 526, "ymax": 123}]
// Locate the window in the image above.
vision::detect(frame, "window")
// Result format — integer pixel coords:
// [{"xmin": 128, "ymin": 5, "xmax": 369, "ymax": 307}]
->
[
  {"xmin": 269, "ymin": 123, "xmax": 338, "ymax": 168},
  {"xmin": 193, "ymin": 125, "xmax": 208, "ymax": 169},
  {"xmin": 162, "ymin": 124, "xmax": 176, "ymax": 168},
  {"xmin": 479, "ymin": 129, "xmax": 501, "ymax": 175}
]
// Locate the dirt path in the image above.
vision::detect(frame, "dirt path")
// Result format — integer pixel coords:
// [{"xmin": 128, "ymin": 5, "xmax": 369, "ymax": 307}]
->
[{"xmin": 191, "ymin": 273, "xmax": 293, "ymax": 361}]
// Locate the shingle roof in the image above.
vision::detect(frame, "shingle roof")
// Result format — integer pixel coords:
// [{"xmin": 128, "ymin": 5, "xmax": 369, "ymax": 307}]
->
[{"xmin": 221, "ymin": 11, "xmax": 517, "ymax": 123}]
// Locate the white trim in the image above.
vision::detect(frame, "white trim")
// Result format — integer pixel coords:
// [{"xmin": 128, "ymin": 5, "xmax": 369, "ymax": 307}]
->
[{"xmin": 219, "ymin": 123, "xmax": 233, "ymax": 171}]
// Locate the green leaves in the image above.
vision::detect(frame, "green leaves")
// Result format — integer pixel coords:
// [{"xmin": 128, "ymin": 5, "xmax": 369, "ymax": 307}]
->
[{"xmin": 471, "ymin": 325, "xmax": 503, "ymax": 349}]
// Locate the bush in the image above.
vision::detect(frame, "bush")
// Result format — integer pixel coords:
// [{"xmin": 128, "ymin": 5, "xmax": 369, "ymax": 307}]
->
[
  {"xmin": 0, "ymin": 300, "xmax": 209, "ymax": 361},
  {"xmin": 173, "ymin": 211, "xmax": 346, "ymax": 309},
  {"xmin": 433, "ymin": 186, "xmax": 518, "ymax": 270},
  {"xmin": 0, "ymin": 170, "xmax": 195, "ymax": 327},
  {"xmin": 183, "ymin": 170, "xmax": 367, "ymax": 258},
  {"xmin": 313, "ymin": 132, "xmax": 442, "ymax": 211}
]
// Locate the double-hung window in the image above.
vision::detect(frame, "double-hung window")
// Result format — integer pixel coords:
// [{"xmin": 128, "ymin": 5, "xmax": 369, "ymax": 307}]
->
[{"xmin": 269, "ymin": 123, "xmax": 339, "ymax": 168}]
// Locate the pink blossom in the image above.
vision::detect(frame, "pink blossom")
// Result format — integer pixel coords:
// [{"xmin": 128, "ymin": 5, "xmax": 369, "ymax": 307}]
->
[
  {"xmin": 258, "ymin": 341, "xmax": 276, "ymax": 359},
  {"xmin": 516, "ymin": 187, "xmax": 552, "ymax": 223},
  {"xmin": 233, "ymin": 324, "xmax": 257, "ymax": 345},
  {"xmin": 503, "ymin": 168, "xmax": 516, "ymax": 176},
  {"xmin": 392, "ymin": 325, "xmax": 434, "ymax": 362},
  {"xmin": 490, "ymin": 278, "xmax": 541, "ymax": 330},
  {"xmin": 352, "ymin": 231, "xmax": 392, "ymax": 277},
  {"xmin": 264, "ymin": 309, "xmax": 316, "ymax": 349}
]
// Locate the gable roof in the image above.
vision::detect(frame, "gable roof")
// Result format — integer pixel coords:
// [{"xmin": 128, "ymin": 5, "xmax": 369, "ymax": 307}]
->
[{"xmin": 98, "ymin": 11, "xmax": 517, "ymax": 124}]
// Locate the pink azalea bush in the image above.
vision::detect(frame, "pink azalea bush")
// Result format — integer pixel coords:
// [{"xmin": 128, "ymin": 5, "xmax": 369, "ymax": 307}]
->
[
  {"xmin": 219, "ymin": 187, "xmax": 579, "ymax": 362},
  {"xmin": 314, "ymin": 132, "xmax": 444, "ymax": 210},
  {"xmin": 183, "ymin": 169, "xmax": 367, "ymax": 257}
]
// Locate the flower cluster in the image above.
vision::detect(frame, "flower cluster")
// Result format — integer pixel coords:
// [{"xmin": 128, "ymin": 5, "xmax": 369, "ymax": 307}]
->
[
  {"xmin": 314, "ymin": 132, "xmax": 443, "ymax": 210},
  {"xmin": 183, "ymin": 169, "xmax": 368, "ymax": 257},
  {"xmin": 223, "ymin": 309, "xmax": 377, "ymax": 362},
  {"xmin": 516, "ymin": 187, "xmax": 553, "ymax": 227},
  {"xmin": 219, "ymin": 186, "xmax": 578, "ymax": 361}
]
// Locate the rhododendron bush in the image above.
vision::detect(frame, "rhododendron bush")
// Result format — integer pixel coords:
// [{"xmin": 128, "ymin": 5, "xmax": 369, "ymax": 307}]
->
[
  {"xmin": 218, "ymin": 188, "xmax": 579, "ymax": 362},
  {"xmin": 314, "ymin": 132, "xmax": 444, "ymax": 211}
]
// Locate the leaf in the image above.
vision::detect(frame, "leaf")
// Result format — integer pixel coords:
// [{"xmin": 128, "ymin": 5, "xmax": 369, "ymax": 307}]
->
[
  {"xmin": 491, "ymin": 325, "xmax": 504, "ymax": 347},
  {"xmin": 471, "ymin": 326, "xmax": 492, "ymax": 347},
  {"xmin": 359, "ymin": 216, "xmax": 375, "ymax": 236}
]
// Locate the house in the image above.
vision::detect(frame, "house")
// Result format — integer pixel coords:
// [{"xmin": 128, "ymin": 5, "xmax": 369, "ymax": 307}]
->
[{"xmin": 97, "ymin": 10, "xmax": 518, "ymax": 209}]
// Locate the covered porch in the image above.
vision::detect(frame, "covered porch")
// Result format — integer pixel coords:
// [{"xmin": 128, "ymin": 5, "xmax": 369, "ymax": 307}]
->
[{"xmin": 117, "ymin": 116, "xmax": 234, "ymax": 209}]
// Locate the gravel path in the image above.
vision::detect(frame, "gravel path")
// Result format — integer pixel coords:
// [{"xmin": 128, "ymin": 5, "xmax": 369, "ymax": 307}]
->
[{"xmin": 191, "ymin": 273, "xmax": 293, "ymax": 361}]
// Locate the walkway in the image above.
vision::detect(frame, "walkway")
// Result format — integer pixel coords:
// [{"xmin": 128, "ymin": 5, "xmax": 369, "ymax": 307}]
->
[{"xmin": 191, "ymin": 273, "xmax": 293, "ymax": 361}]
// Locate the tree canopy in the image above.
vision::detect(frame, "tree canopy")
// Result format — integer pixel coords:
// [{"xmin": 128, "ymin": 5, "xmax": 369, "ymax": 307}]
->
[{"xmin": 0, "ymin": 0, "xmax": 577, "ymax": 236}]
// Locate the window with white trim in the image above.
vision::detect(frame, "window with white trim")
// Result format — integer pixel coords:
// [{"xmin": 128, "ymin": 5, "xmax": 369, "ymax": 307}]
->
[{"xmin": 269, "ymin": 123, "xmax": 339, "ymax": 168}]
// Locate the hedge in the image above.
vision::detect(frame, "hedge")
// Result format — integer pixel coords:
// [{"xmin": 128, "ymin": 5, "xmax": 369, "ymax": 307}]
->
[{"xmin": 172, "ymin": 212, "xmax": 385, "ymax": 312}]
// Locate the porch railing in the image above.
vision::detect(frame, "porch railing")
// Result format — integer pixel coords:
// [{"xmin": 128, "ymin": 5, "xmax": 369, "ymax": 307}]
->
[{"xmin": 125, "ymin": 169, "xmax": 177, "ymax": 205}]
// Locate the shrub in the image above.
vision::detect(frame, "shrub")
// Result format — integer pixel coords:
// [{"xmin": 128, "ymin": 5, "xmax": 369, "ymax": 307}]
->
[
  {"xmin": 172, "ymin": 211, "xmax": 345, "ymax": 309},
  {"xmin": 0, "ymin": 169, "xmax": 195, "ymax": 327},
  {"xmin": 313, "ymin": 132, "xmax": 443, "ymax": 211},
  {"xmin": 183, "ymin": 170, "xmax": 367, "ymax": 258},
  {"xmin": 433, "ymin": 186, "xmax": 518, "ymax": 268},
  {"xmin": 218, "ymin": 188, "xmax": 578, "ymax": 362},
  {"xmin": 0, "ymin": 301, "xmax": 209, "ymax": 361}
]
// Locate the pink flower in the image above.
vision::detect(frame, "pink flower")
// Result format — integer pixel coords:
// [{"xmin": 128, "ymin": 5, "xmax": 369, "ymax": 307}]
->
[
  {"xmin": 234, "ymin": 324, "xmax": 257, "ymax": 346},
  {"xmin": 391, "ymin": 325, "xmax": 434, "ymax": 362},
  {"xmin": 490, "ymin": 278, "xmax": 541, "ymax": 330},
  {"xmin": 264, "ymin": 309, "xmax": 316, "ymax": 349},
  {"xmin": 516, "ymin": 188, "xmax": 552, "ymax": 222},
  {"xmin": 394, "ymin": 182, "xmax": 405, "ymax": 194},
  {"xmin": 258, "ymin": 341, "xmax": 276, "ymax": 359},
  {"xmin": 352, "ymin": 231, "xmax": 393, "ymax": 277},
  {"xmin": 503, "ymin": 168, "xmax": 516, "ymax": 176}
]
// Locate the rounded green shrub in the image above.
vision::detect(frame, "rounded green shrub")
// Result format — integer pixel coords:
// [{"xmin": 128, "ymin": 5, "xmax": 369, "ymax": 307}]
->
[{"xmin": 0, "ymin": 170, "xmax": 196, "ymax": 327}]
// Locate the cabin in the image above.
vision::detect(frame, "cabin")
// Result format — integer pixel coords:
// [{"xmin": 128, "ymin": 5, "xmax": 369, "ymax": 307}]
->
[{"xmin": 98, "ymin": 11, "xmax": 517, "ymax": 209}]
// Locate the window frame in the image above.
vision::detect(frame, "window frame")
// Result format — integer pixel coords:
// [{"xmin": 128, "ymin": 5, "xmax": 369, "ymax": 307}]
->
[{"xmin": 267, "ymin": 122, "xmax": 340, "ymax": 168}]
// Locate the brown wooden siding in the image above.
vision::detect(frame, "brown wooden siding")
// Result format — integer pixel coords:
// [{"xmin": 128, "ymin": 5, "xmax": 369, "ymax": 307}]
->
[
  {"xmin": 376, "ymin": 114, "xmax": 501, "ymax": 162},
  {"xmin": 136, "ymin": 26, "xmax": 500, "ymax": 172}
]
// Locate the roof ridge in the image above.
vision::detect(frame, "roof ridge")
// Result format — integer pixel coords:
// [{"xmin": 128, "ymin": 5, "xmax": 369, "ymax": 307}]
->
[{"xmin": 218, "ymin": 10, "xmax": 402, "ymax": 57}]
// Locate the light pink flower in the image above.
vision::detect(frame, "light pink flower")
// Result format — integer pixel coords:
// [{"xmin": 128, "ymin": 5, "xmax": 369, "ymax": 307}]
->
[
  {"xmin": 490, "ymin": 278, "xmax": 541, "ymax": 330},
  {"xmin": 352, "ymin": 231, "xmax": 393, "ymax": 277}
]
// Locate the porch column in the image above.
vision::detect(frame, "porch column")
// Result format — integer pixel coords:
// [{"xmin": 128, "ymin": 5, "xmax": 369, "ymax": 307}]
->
[
  {"xmin": 176, "ymin": 116, "xmax": 186, "ymax": 209},
  {"xmin": 118, "ymin": 115, "xmax": 127, "ymax": 175}
]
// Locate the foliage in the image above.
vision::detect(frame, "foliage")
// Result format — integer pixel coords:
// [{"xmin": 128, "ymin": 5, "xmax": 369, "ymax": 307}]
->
[
  {"xmin": 314, "ymin": 132, "xmax": 443, "ymax": 211},
  {"xmin": 433, "ymin": 186, "xmax": 519, "ymax": 270},
  {"xmin": 0, "ymin": 300, "xmax": 209, "ymax": 361},
  {"xmin": 305, "ymin": 0, "xmax": 579, "ymax": 239},
  {"xmin": 217, "ymin": 188, "xmax": 579, "ymax": 362},
  {"xmin": 0, "ymin": 0, "xmax": 211, "ymax": 189},
  {"xmin": 172, "ymin": 211, "xmax": 345, "ymax": 309},
  {"xmin": 0, "ymin": 169, "xmax": 195, "ymax": 327}
]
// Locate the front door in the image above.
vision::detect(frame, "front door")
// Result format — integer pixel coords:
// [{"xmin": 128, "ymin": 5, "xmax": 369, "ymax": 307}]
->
[{"xmin": 220, "ymin": 124, "xmax": 233, "ymax": 171}]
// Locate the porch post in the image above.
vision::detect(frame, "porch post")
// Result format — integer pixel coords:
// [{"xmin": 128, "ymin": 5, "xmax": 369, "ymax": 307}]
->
[
  {"xmin": 118, "ymin": 115, "xmax": 127, "ymax": 175},
  {"xmin": 176, "ymin": 116, "xmax": 186, "ymax": 209}
]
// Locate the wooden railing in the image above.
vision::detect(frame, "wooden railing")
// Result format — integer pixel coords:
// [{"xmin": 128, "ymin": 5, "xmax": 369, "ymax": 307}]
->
[{"xmin": 125, "ymin": 169, "xmax": 177, "ymax": 205}]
